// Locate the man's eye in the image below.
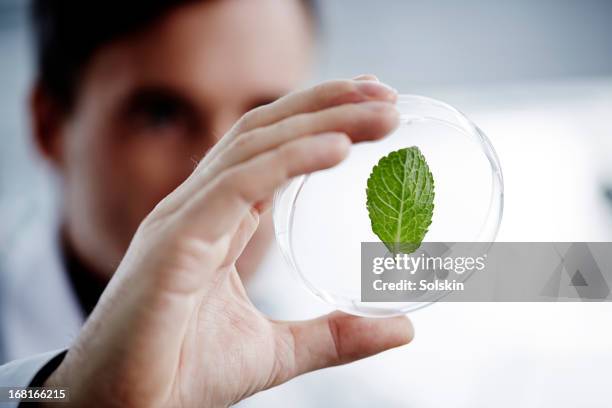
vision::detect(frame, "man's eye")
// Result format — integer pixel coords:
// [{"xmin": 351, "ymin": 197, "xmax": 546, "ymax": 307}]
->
[
  {"xmin": 121, "ymin": 89, "xmax": 202, "ymax": 140},
  {"xmin": 123, "ymin": 90, "xmax": 198, "ymax": 135},
  {"xmin": 139, "ymin": 100, "xmax": 183, "ymax": 129}
]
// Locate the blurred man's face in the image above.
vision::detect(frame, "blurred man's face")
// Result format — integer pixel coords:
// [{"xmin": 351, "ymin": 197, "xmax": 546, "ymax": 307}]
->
[{"xmin": 40, "ymin": 0, "xmax": 313, "ymax": 278}]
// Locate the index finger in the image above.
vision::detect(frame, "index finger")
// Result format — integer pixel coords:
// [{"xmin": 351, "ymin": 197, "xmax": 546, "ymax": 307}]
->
[
  {"xmin": 235, "ymin": 79, "xmax": 397, "ymax": 133},
  {"xmin": 199, "ymin": 79, "xmax": 397, "ymax": 168}
]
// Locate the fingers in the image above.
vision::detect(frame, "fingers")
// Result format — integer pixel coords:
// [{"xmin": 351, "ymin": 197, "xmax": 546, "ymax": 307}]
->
[
  {"xmin": 199, "ymin": 78, "xmax": 397, "ymax": 169},
  {"xmin": 202, "ymin": 100, "xmax": 399, "ymax": 180},
  {"xmin": 234, "ymin": 79, "xmax": 398, "ymax": 134},
  {"xmin": 177, "ymin": 132, "xmax": 351, "ymax": 242},
  {"xmin": 157, "ymin": 77, "xmax": 397, "ymax": 217},
  {"xmin": 271, "ymin": 312, "xmax": 414, "ymax": 386}
]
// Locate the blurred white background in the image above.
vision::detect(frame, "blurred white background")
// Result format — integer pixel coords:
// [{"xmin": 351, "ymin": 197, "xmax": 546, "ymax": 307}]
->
[{"xmin": 1, "ymin": 0, "xmax": 612, "ymax": 407}]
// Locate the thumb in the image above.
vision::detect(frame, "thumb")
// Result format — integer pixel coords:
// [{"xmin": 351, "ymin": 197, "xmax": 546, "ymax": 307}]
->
[{"xmin": 271, "ymin": 312, "xmax": 414, "ymax": 386}]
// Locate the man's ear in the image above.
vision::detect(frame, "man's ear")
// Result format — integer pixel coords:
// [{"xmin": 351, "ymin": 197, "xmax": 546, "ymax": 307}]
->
[{"xmin": 29, "ymin": 82, "xmax": 66, "ymax": 167}]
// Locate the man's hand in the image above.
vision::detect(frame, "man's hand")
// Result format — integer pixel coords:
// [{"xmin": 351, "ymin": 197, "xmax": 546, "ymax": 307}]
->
[{"xmin": 43, "ymin": 77, "xmax": 414, "ymax": 408}]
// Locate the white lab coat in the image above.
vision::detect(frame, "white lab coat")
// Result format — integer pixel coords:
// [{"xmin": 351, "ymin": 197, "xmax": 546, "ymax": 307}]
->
[{"xmin": 0, "ymin": 213, "xmax": 83, "ymax": 406}]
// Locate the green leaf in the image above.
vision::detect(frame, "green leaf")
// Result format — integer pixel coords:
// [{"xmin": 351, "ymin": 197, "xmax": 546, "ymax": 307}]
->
[{"xmin": 366, "ymin": 146, "xmax": 435, "ymax": 254}]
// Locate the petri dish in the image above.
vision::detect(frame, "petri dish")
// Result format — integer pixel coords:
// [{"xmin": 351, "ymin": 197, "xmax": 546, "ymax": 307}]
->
[{"xmin": 273, "ymin": 94, "xmax": 504, "ymax": 317}]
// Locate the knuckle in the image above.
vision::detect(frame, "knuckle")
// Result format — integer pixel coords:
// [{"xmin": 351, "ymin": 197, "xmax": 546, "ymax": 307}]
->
[
  {"xmin": 334, "ymin": 80, "xmax": 359, "ymax": 98},
  {"xmin": 216, "ymin": 168, "xmax": 240, "ymax": 192},
  {"xmin": 311, "ymin": 81, "xmax": 332, "ymax": 98},
  {"xmin": 276, "ymin": 140, "xmax": 301, "ymax": 165},
  {"xmin": 237, "ymin": 105, "xmax": 266, "ymax": 130},
  {"xmin": 345, "ymin": 101, "xmax": 363, "ymax": 115},
  {"xmin": 335, "ymin": 103, "xmax": 361, "ymax": 123},
  {"xmin": 215, "ymin": 166, "xmax": 258, "ymax": 203},
  {"xmin": 315, "ymin": 80, "xmax": 358, "ymax": 101},
  {"xmin": 327, "ymin": 316, "xmax": 344, "ymax": 364},
  {"xmin": 232, "ymin": 129, "xmax": 257, "ymax": 150},
  {"xmin": 273, "ymin": 113, "xmax": 307, "ymax": 136}
]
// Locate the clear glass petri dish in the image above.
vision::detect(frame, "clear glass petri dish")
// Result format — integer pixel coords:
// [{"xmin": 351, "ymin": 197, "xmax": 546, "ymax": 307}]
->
[{"xmin": 273, "ymin": 94, "xmax": 504, "ymax": 317}]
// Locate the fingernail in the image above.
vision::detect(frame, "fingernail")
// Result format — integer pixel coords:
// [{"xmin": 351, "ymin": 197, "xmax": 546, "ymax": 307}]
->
[
  {"xmin": 353, "ymin": 74, "xmax": 379, "ymax": 81},
  {"xmin": 356, "ymin": 81, "xmax": 398, "ymax": 101}
]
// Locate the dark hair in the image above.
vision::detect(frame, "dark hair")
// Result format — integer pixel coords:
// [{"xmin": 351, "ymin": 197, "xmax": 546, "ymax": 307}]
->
[{"xmin": 30, "ymin": 0, "xmax": 317, "ymax": 111}]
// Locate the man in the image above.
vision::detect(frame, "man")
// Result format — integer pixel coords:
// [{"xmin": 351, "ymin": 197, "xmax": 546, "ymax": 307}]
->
[{"xmin": 0, "ymin": 0, "xmax": 412, "ymax": 406}]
